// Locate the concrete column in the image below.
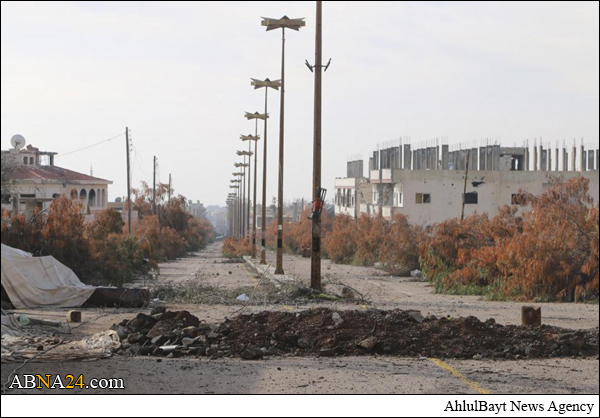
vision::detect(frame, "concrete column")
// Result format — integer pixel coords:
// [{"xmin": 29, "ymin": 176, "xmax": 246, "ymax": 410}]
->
[
  {"xmin": 493, "ymin": 145, "xmax": 501, "ymax": 171},
  {"xmin": 479, "ymin": 147, "xmax": 487, "ymax": 171},
  {"xmin": 442, "ymin": 145, "xmax": 450, "ymax": 170},
  {"xmin": 541, "ymin": 150, "xmax": 547, "ymax": 172},
  {"xmin": 596, "ymin": 150, "xmax": 599, "ymax": 171},
  {"xmin": 404, "ymin": 145, "xmax": 411, "ymax": 170},
  {"xmin": 533, "ymin": 145, "xmax": 538, "ymax": 171},
  {"xmin": 486, "ymin": 146, "xmax": 493, "ymax": 171},
  {"xmin": 572, "ymin": 146, "xmax": 577, "ymax": 172},
  {"xmin": 555, "ymin": 148, "xmax": 560, "ymax": 172},
  {"xmin": 588, "ymin": 150, "xmax": 595, "ymax": 172},
  {"xmin": 471, "ymin": 148, "xmax": 478, "ymax": 171},
  {"xmin": 397, "ymin": 146, "xmax": 403, "ymax": 170},
  {"xmin": 581, "ymin": 146, "xmax": 586, "ymax": 171}
]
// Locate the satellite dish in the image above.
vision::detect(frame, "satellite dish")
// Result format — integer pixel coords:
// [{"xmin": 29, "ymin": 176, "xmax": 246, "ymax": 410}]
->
[{"xmin": 11, "ymin": 134, "xmax": 26, "ymax": 150}]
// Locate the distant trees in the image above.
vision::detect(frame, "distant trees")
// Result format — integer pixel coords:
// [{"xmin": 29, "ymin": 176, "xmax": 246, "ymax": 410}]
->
[
  {"xmin": 1, "ymin": 181, "xmax": 215, "ymax": 286},
  {"xmin": 1, "ymin": 156, "xmax": 16, "ymax": 201}
]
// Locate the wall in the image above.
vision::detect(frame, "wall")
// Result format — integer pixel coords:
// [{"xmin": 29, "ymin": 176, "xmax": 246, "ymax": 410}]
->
[{"xmin": 383, "ymin": 170, "xmax": 599, "ymax": 226}]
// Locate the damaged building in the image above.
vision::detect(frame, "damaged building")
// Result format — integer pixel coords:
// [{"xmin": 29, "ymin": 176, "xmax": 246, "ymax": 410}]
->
[{"xmin": 334, "ymin": 140, "xmax": 599, "ymax": 225}]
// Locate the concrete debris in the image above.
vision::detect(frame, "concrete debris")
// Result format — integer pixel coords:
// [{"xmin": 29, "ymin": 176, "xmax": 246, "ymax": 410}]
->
[{"xmin": 110, "ymin": 309, "xmax": 599, "ymax": 361}]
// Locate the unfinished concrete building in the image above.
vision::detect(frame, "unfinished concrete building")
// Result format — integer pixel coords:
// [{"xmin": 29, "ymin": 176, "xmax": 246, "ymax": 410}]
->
[{"xmin": 334, "ymin": 139, "xmax": 599, "ymax": 225}]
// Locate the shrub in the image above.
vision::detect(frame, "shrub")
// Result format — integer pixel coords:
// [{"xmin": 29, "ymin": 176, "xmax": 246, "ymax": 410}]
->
[
  {"xmin": 323, "ymin": 214, "xmax": 357, "ymax": 264},
  {"xmin": 420, "ymin": 177, "xmax": 598, "ymax": 302},
  {"xmin": 381, "ymin": 214, "xmax": 421, "ymax": 275}
]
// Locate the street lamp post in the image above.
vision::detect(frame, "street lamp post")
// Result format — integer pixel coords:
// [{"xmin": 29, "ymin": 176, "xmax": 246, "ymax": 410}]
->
[
  {"xmin": 237, "ymin": 152, "xmax": 252, "ymax": 238},
  {"xmin": 242, "ymin": 129, "xmax": 263, "ymax": 258},
  {"xmin": 261, "ymin": 16, "xmax": 306, "ymax": 275},
  {"xmin": 251, "ymin": 78, "xmax": 281, "ymax": 265},
  {"xmin": 229, "ymin": 184, "xmax": 240, "ymax": 237},
  {"xmin": 234, "ymin": 163, "xmax": 248, "ymax": 237}
]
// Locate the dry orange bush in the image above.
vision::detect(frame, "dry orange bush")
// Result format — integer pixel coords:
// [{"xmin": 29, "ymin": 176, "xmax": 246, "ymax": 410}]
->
[
  {"xmin": 420, "ymin": 177, "xmax": 598, "ymax": 302},
  {"xmin": 222, "ymin": 237, "xmax": 252, "ymax": 257}
]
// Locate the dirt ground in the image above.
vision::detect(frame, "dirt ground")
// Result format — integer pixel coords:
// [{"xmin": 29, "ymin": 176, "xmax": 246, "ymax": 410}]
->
[{"xmin": 2, "ymin": 242, "xmax": 598, "ymax": 395}]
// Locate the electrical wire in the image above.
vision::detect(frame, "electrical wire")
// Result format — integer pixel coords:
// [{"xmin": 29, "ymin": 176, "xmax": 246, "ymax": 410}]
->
[{"xmin": 55, "ymin": 132, "xmax": 126, "ymax": 159}]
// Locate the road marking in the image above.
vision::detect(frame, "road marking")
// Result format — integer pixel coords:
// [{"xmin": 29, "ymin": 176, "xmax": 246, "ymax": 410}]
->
[{"xmin": 430, "ymin": 358, "xmax": 491, "ymax": 395}]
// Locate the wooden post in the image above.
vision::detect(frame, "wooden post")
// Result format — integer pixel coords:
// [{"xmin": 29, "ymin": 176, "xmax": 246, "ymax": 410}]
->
[
  {"xmin": 522, "ymin": 306, "xmax": 542, "ymax": 327},
  {"xmin": 152, "ymin": 156, "xmax": 157, "ymax": 216},
  {"xmin": 311, "ymin": 0, "xmax": 323, "ymax": 291}
]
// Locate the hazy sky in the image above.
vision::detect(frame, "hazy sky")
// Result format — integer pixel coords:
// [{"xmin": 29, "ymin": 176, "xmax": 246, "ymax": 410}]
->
[{"xmin": 1, "ymin": 1, "xmax": 598, "ymax": 206}]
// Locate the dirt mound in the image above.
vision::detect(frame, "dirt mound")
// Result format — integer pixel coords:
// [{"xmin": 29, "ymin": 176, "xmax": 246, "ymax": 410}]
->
[{"xmin": 112, "ymin": 308, "xmax": 599, "ymax": 361}]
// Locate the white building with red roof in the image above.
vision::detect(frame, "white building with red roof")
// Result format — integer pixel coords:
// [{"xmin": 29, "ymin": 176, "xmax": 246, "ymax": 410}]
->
[{"xmin": 2, "ymin": 139, "xmax": 112, "ymax": 217}]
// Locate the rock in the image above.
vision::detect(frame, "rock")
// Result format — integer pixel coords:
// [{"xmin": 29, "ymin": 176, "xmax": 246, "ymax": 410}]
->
[
  {"xmin": 129, "ymin": 314, "xmax": 156, "ymax": 333},
  {"xmin": 383, "ymin": 346, "xmax": 393, "ymax": 354},
  {"xmin": 151, "ymin": 306, "xmax": 167, "ymax": 316},
  {"xmin": 207, "ymin": 332, "xmax": 221, "ymax": 340},
  {"xmin": 332, "ymin": 313, "xmax": 344, "ymax": 327},
  {"xmin": 140, "ymin": 347, "xmax": 153, "ymax": 356},
  {"xmin": 407, "ymin": 311, "xmax": 425, "ymax": 324},
  {"xmin": 241, "ymin": 345, "xmax": 264, "ymax": 360},
  {"xmin": 117, "ymin": 326, "xmax": 130, "ymax": 341},
  {"xmin": 473, "ymin": 354, "xmax": 483, "ymax": 361},
  {"xmin": 319, "ymin": 347, "xmax": 337, "ymax": 357},
  {"xmin": 297, "ymin": 338, "xmax": 315, "ymax": 349},
  {"xmin": 182, "ymin": 326, "xmax": 199, "ymax": 338},
  {"xmin": 127, "ymin": 333, "xmax": 144, "ymax": 345},
  {"xmin": 342, "ymin": 287, "xmax": 356, "ymax": 300},
  {"xmin": 267, "ymin": 346, "xmax": 284, "ymax": 356},
  {"xmin": 151, "ymin": 335, "xmax": 168, "ymax": 346},
  {"xmin": 357, "ymin": 337, "xmax": 378, "ymax": 352},
  {"xmin": 206, "ymin": 347, "xmax": 218, "ymax": 357},
  {"xmin": 152, "ymin": 314, "xmax": 164, "ymax": 321},
  {"xmin": 411, "ymin": 269, "xmax": 423, "ymax": 278},
  {"xmin": 182, "ymin": 338, "xmax": 196, "ymax": 347}
]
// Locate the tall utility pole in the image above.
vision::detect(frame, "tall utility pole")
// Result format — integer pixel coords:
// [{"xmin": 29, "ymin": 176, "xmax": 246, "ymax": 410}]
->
[
  {"xmin": 311, "ymin": 1, "xmax": 324, "ymax": 291},
  {"xmin": 168, "ymin": 174, "xmax": 172, "ymax": 203},
  {"xmin": 152, "ymin": 156, "xmax": 157, "ymax": 216},
  {"xmin": 262, "ymin": 16, "xmax": 305, "ymax": 275},
  {"xmin": 125, "ymin": 127, "xmax": 132, "ymax": 234}
]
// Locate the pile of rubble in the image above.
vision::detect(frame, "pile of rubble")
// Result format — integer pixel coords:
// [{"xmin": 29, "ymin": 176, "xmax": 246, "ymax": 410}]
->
[{"xmin": 112, "ymin": 308, "xmax": 599, "ymax": 361}]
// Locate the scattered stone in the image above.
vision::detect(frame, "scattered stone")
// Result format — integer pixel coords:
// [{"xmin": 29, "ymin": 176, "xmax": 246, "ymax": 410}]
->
[
  {"xmin": 182, "ymin": 338, "xmax": 195, "ymax": 347},
  {"xmin": 332, "ymin": 313, "xmax": 344, "ymax": 327},
  {"xmin": 117, "ymin": 326, "xmax": 129, "ymax": 341},
  {"xmin": 357, "ymin": 337, "xmax": 378, "ymax": 352},
  {"xmin": 182, "ymin": 327, "xmax": 199, "ymax": 338},
  {"xmin": 298, "ymin": 338, "xmax": 315, "ymax": 349},
  {"xmin": 407, "ymin": 311, "xmax": 425, "ymax": 324},
  {"xmin": 241, "ymin": 345, "xmax": 264, "ymax": 360},
  {"xmin": 151, "ymin": 305, "xmax": 167, "ymax": 316},
  {"xmin": 342, "ymin": 287, "xmax": 356, "ymax": 300}
]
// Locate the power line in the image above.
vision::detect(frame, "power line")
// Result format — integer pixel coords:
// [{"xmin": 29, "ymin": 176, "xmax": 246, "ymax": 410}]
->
[{"xmin": 56, "ymin": 132, "xmax": 126, "ymax": 158}]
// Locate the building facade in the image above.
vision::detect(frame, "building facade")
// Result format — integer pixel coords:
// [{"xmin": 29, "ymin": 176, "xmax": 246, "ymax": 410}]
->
[
  {"xmin": 335, "ymin": 141, "xmax": 599, "ymax": 225},
  {"xmin": 2, "ymin": 142, "xmax": 112, "ymax": 218}
]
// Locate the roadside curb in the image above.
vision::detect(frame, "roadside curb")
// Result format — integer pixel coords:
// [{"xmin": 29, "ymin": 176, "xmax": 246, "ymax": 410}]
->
[{"xmin": 243, "ymin": 256, "xmax": 297, "ymax": 285}]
